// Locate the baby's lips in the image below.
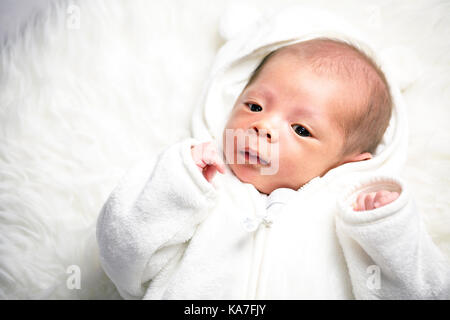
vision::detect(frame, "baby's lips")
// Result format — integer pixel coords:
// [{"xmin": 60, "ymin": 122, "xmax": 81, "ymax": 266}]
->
[
  {"xmin": 253, "ymin": 145, "xmax": 276, "ymax": 165},
  {"xmin": 238, "ymin": 148, "xmax": 271, "ymax": 166}
]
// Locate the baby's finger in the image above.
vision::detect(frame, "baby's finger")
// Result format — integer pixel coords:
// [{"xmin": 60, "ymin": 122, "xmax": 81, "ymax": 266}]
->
[
  {"xmin": 214, "ymin": 155, "xmax": 226, "ymax": 174},
  {"xmin": 191, "ymin": 145, "xmax": 203, "ymax": 165},
  {"xmin": 203, "ymin": 165, "xmax": 217, "ymax": 182},
  {"xmin": 202, "ymin": 160, "xmax": 225, "ymax": 180},
  {"xmin": 373, "ymin": 190, "xmax": 391, "ymax": 208},
  {"xmin": 364, "ymin": 192, "xmax": 377, "ymax": 211},
  {"xmin": 202, "ymin": 146, "xmax": 225, "ymax": 174},
  {"xmin": 355, "ymin": 193, "xmax": 366, "ymax": 211},
  {"xmin": 192, "ymin": 144, "xmax": 212, "ymax": 170},
  {"xmin": 204, "ymin": 163, "xmax": 225, "ymax": 182},
  {"xmin": 201, "ymin": 143, "xmax": 218, "ymax": 163},
  {"xmin": 380, "ymin": 191, "xmax": 400, "ymax": 207}
]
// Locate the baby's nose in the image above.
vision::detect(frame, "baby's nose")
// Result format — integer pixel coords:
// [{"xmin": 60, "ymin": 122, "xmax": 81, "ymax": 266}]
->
[
  {"xmin": 253, "ymin": 126, "xmax": 271, "ymax": 139},
  {"xmin": 253, "ymin": 126, "xmax": 276, "ymax": 142}
]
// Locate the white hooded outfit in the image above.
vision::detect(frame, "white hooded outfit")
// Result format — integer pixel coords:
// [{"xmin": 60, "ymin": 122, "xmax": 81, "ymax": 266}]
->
[{"xmin": 96, "ymin": 6, "xmax": 450, "ymax": 299}]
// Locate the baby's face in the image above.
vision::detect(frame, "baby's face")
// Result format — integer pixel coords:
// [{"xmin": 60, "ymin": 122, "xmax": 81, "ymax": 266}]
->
[{"xmin": 223, "ymin": 51, "xmax": 356, "ymax": 194}]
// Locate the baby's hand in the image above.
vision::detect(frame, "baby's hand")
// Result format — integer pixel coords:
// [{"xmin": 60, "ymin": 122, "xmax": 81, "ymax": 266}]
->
[
  {"xmin": 191, "ymin": 142, "xmax": 226, "ymax": 183},
  {"xmin": 353, "ymin": 190, "xmax": 400, "ymax": 211}
]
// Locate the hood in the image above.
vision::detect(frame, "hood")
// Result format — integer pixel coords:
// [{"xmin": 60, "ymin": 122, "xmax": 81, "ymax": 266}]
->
[{"xmin": 191, "ymin": 5, "xmax": 409, "ymax": 183}]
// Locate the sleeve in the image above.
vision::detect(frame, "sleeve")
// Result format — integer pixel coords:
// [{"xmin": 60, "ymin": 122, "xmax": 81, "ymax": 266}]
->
[
  {"xmin": 96, "ymin": 138, "xmax": 219, "ymax": 299},
  {"xmin": 335, "ymin": 176, "xmax": 450, "ymax": 300}
]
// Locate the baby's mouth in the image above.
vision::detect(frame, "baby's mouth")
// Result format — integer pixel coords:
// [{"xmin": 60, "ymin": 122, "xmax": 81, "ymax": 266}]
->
[{"xmin": 238, "ymin": 148, "xmax": 270, "ymax": 166}]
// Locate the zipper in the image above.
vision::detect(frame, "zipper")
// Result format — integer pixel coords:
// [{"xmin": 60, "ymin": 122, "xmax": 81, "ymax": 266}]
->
[
  {"xmin": 245, "ymin": 177, "xmax": 324, "ymax": 299},
  {"xmin": 245, "ymin": 221, "xmax": 270, "ymax": 299},
  {"xmin": 244, "ymin": 191, "xmax": 276, "ymax": 299},
  {"xmin": 243, "ymin": 185, "xmax": 268, "ymax": 299},
  {"xmin": 253, "ymin": 221, "xmax": 271, "ymax": 299}
]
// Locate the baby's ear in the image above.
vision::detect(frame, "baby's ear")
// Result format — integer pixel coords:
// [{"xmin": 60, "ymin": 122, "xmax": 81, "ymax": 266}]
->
[{"xmin": 344, "ymin": 152, "xmax": 372, "ymax": 164}]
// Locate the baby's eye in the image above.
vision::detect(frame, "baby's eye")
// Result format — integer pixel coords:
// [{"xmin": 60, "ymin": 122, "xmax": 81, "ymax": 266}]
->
[
  {"xmin": 292, "ymin": 124, "xmax": 311, "ymax": 137},
  {"xmin": 247, "ymin": 103, "xmax": 262, "ymax": 112}
]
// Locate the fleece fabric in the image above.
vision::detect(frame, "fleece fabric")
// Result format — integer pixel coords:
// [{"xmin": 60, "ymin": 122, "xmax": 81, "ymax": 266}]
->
[
  {"xmin": 97, "ymin": 138, "xmax": 450, "ymax": 299},
  {"xmin": 96, "ymin": 6, "xmax": 450, "ymax": 299}
]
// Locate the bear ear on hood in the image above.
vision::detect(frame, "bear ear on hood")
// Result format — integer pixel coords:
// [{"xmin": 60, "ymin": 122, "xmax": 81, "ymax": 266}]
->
[{"xmin": 219, "ymin": 3, "xmax": 264, "ymax": 41}]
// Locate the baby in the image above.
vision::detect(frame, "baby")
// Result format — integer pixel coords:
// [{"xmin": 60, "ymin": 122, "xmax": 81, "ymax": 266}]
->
[
  {"xmin": 97, "ymin": 38, "xmax": 450, "ymax": 299},
  {"xmin": 192, "ymin": 39, "xmax": 397, "ymax": 208}
]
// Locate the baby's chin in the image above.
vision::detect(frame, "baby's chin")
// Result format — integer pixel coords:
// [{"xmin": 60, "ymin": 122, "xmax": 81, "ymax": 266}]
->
[{"xmin": 229, "ymin": 163, "xmax": 286, "ymax": 195}]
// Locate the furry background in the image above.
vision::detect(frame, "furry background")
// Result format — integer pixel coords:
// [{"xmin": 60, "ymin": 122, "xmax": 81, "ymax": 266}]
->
[{"xmin": 0, "ymin": 0, "xmax": 449, "ymax": 299}]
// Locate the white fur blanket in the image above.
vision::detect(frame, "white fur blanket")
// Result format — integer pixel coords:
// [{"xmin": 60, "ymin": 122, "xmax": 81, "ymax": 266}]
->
[{"xmin": 0, "ymin": 0, "xmax": 449, "ymax": 299}]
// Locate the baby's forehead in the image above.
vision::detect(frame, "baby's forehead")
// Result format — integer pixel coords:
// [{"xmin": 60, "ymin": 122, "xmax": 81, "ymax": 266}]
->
[
  {"xmin": 273, "ymin": 40, "xmax": 377, "ymax": 102},
  {"xmin": 275, "ymin": 41, "xmax": 373, "ymax": 80},
  {"xmin": 263, "ymin": 50, "xmax": 365, "ymax": 100},
  {"xmin": 247, "ymin": 38, "xmax": 387, "ymax": 117}
]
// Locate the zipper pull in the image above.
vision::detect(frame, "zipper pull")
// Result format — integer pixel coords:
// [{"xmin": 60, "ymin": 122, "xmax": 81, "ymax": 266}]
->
[
  {"xmin": 262, "ymin": 215, "xmax": 273, "ymax": 228},
  {"xmin": 242, "ymin": 212, "xmax": 273, "ymax": 232}
]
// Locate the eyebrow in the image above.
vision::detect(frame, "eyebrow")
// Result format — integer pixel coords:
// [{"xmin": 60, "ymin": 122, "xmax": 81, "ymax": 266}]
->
[
  {"xmin": 292, "ymin": 104, "xmax": 318, "ymax": 119},
  {"xmin": 292, "ymin": 105, "xmax": 321, "ymax": 131},
  {"xmin": 245, "ymin": 86, "xmax": 275, "ymax": 104},
  {"xmin": 247, "ymin": 87, "xmax": 318, "ymax": 116}
]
